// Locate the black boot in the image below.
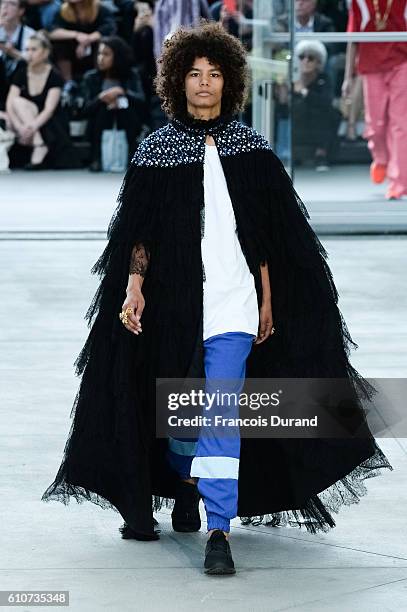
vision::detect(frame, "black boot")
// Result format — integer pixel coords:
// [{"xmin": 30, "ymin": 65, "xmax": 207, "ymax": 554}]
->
[
  {"xmin": 171, "ymin": 480, "xmax": 201, "ymax": 532},
  {"xmin": 119, "ymin": 517, "xmax": 160, "ymax": 540},
  {"xmin": 204, "ymin": 530, "xmax": 236, "ymax": 575}
]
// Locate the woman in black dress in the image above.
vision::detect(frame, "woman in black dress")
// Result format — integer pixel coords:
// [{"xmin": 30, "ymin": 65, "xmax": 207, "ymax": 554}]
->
[
  {"xmin": 81, "ymin": 35, "xmax": 146, "ymax": 171},
  {"xmin": 6, "ymin": 31, "xmax": 76, "ymax": 169}
]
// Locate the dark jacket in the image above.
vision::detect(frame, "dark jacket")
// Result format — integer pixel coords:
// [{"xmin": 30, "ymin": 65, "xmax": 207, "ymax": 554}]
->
[
  {"xmin": 80, "ymin": 67, "xmax": 146, "ymax": 117},
  {"xmin": 276, "ymin": 11, "xmax": 335, "ymax": 33},
  {"xmin": 291, "ymin": 72, "xmax": 341, "ymax": 148},
  {"xmin": 317, "ymin": 0, "xmax": 348, "ymax": 31},
  {"xmin": 131, "ymin": 25, "xmax": 156, "ymax": 101},
  {"xmin": 0, "ymin": 57, "xmax": 7, "ymax": 109},
  {"xmin": 292, "ymin": 72, "xmax": 334, "ymax": 117},
  {"xmin": 275, "ymin": 12, "xmax": 339, "ymax": 56}
]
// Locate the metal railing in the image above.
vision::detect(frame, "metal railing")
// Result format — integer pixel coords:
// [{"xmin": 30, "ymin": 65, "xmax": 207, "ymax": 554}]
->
[
  {"xmin": 264, "ymin": 31, "xmax": 407, "ymax": 43},
  {"xmin": 247, "ymin": 9, "xmax": 407, "ymax": 175}
]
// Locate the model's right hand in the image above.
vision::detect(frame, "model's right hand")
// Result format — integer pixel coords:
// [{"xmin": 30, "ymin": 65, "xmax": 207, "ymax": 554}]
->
[
  {"xmin": 341, "ymin": 78, "xmax": 353, "ymax": 99},
  {"xmin": 121, "ymin": 289, "xmax": 144, "ymax": 335}
]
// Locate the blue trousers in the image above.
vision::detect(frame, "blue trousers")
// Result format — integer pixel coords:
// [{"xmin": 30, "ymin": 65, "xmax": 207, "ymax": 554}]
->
[{"xmin": 166, "ymin": 331, "xmax": 255, "ymax": 533}]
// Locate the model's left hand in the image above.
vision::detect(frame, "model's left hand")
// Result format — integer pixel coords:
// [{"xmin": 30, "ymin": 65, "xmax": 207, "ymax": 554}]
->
[{"xmin": 254, "ymin": 299, "xmax": 274, "ymax": 345}]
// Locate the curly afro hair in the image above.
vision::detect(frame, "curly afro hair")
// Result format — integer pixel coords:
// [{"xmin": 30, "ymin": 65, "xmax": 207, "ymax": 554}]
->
[{"xmin": 154, "ymin": 19, "xmax": 250, "ymax": 119}]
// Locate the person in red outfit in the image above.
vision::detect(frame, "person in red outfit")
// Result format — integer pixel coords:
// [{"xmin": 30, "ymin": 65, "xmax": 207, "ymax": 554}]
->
[{"xmin": 343, "ymin": 0, "xmax": 407, "ymax": 200}]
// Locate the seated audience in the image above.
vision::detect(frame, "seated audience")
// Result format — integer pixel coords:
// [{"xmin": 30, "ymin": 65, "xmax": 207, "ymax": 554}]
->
[
  {"xmin": 293, "ymin": 40, "xmax": 341, "ymax": 168},
  {"xmin": 276, "ymin": 0, "xmax": 335, "ymax": 33},
  {"xmin": 131, "ymin": 0, "xmax": 155, "ymax": 101},
  {"xmin": 80, "ymin": 35, "xmax": 145, "ymax": 170},
  {"xmin": 275, "ymin": 40, "xmax": 341, "ymax": 170},
  {"xmin": 317, "ymin": 0, "xmax": 349, "ymax": 98},
  {"xmin": 131, "ymin": 0, "xmax": 166, "ymax": 129},
  {"xmin": 48, "ymin": 0, "xmax": 116, "ymax": 88},
  {"xmin": 0, "ymin": 0, "xmax": 35, "ymax": 83},
  {"xmin": 0, "ymin": 56, "xmax": 7, "ymax": 107},
  {"xmin": 5, "ymin": 31, "xmax": 77, "ymax": 168},
  {"xmin": 209, "ymin": 0, "xmax": 253, "ymax": 51},
  {"xmin": 113, "ymin": 0, "xmax": 135, "ymax": 42},
  {"xmin": 318, "ymin": 0, "xmax": 348, "ymax": 32},
  {"xmin": 25, "ymin": 0, "xmax": 61, "ymax": 31}
]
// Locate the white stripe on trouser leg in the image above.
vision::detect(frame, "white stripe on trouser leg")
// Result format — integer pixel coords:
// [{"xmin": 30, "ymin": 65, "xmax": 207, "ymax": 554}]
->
[{"xmin": 190, "ymin": 456, "xmax": 239, "ymax": 480}]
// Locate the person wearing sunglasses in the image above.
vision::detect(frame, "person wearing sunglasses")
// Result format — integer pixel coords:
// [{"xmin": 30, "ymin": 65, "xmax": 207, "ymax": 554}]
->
[{"xmin": 291, "ymin": 39, "xmax": 341, "ymax": 171}]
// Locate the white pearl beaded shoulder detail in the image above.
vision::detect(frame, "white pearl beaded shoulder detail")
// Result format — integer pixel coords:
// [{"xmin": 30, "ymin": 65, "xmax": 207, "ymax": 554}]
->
[{"xmin": 131, "ymin": 120, "xmax": 271, "ymax": 168}]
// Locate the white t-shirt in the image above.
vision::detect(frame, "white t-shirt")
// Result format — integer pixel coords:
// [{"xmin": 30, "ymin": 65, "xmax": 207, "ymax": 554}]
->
[{"xmin": 202, "ymin": 144, "xmax": 259, "ymax": 341}]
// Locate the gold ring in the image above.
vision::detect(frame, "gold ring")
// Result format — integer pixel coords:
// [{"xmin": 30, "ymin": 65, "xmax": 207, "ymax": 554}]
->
[
  {"xmin": 119, "ymin": 312, "xmax": 127, "ymax": 323},
  {"xmin": 119, "ymin": 306, "xmax": 133, "ymax": 326}
]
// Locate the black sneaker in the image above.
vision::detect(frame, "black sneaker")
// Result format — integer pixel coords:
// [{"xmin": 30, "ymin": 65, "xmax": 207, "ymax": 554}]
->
[
  {"xmin": 171, "ymin": 480, "xmax": 201, "ymax": 532},
  {"xmin": 204, "ymin": 530, "xmax": 236, "ymax": 575}
]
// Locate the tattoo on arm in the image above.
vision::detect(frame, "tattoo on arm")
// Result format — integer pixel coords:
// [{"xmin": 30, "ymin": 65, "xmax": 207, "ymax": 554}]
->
[{"xmin": 129, "ymin": 243, "xmax": 150, "ymax": 277}]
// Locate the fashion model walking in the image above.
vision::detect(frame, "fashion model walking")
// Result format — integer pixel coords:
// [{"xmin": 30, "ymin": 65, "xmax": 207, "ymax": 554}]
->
[
  {"xmin": 344, "ymin": 0, "xmax": 407, "ymax": 200},
  {"xmin": 42, "ymin": 20, "xmax": 392, "ymax": 575}
]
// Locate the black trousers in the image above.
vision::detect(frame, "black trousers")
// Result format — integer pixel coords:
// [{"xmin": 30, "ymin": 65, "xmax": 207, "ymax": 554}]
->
[
  {"xmin": 52, "ymin": 40, "xmax": 98, "ymax": 80},
  {"xmin": 86, "ymin": 104, "xmax": 142, "ymax": 163}
]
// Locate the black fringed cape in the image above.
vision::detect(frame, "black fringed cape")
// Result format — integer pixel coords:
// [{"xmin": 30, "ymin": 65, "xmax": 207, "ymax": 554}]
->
[{"xmin": 41, "ymin": 112, "xmax": 392, "ymax": 537}]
